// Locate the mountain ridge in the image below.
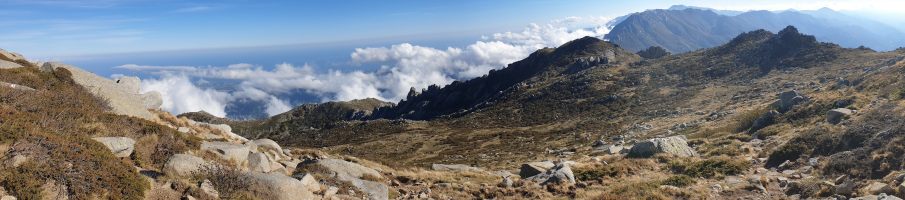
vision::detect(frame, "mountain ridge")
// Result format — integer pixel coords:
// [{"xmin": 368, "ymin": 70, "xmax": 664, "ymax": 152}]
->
[{"xmin": 605, "ymin": 7, "xmax": 905, "ymax": 53}]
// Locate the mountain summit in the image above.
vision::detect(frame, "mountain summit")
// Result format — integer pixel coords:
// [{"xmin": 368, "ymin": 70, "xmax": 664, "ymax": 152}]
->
[{"xmin": 605, "ymin": 7, "xmax": 905, "ymax": 53}]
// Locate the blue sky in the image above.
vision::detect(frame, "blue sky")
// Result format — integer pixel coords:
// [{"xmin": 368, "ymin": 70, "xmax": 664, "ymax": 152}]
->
[{"xmin": 4, "ymin": 0, "xmax": 904, "ymax": 59}]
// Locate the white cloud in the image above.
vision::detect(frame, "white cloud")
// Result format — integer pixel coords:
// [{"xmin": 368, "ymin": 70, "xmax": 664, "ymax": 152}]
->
[
  {"xmin": 264, "ymin": 96, "xmax": 293, "ymax": 116},
  {"xmin": 140, "ymin": 75, "xmax": 230, "ymax": 117},
  {"xmin": 115, "ymin": 64, "xmax": 197, "ymax": 71},
  {"xmin": 127, "ymin": 16, "xmax": 612, "ymax": 118}
]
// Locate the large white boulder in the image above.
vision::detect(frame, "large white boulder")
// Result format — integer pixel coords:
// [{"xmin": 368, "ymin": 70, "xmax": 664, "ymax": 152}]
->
[
  {"xmin": 91, "ymin": 137, "xmax": 136, "ymax": 158},
  {"xmin": 244, "ymin": 172, "xmax": 318, "ymax": 200},
  {"xmin": 200, "ymin": 141, "xmax": 253, "ymax": 165},
  {"xmin": 628, "ymin": 136, "xmax": 697, "ymax": 158},
  {"xmin": 163, "ymin": 154, "xmax": 208, "ymax": 178}
]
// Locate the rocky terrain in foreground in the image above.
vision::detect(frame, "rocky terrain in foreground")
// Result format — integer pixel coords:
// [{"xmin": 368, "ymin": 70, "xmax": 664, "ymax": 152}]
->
[{"xmin": 5, "ymin": 25, "xmax": 905, "ymax": 200}]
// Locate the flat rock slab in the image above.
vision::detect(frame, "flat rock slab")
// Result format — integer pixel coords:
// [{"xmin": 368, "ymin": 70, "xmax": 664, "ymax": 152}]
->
[{"xmin": 92, "ymin": 137, "xmax": 136, "ymax": 158}]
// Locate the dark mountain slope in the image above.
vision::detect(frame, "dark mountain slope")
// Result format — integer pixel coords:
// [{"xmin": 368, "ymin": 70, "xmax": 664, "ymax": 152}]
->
[
  {"xmin": 369, "ymin": 36, "xmax": 641, "ymax": 120},
  {"xmin": 605, "ymin": 8, "xmax": 905, "ymax": 53}
]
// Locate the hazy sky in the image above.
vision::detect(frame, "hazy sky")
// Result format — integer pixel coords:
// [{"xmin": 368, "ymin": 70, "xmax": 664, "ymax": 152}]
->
[{"xmin": 2, "ymin": 0, "xmax": 904, "ymax": 59}]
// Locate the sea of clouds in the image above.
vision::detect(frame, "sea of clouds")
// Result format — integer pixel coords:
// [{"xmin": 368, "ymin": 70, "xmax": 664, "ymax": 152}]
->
[{"xmin": 122, "ymin": 16, "xmax": 613, "ymax": 118}]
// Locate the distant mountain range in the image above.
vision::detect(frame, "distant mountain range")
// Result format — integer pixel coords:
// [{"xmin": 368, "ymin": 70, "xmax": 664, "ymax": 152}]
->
[{"xmin": 605, "ymin": 6, "xmax": 905, "ymax": 53}]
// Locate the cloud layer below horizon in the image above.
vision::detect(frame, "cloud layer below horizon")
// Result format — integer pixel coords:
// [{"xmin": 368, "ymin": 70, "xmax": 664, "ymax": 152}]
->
[{"xmin": 125, "ymin": 17, "xmax": 612, "ymax": 118}]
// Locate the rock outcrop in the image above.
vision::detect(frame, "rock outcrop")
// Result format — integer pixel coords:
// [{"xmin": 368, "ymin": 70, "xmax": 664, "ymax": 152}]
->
[
  {"xmin": 40, "ymin": 62, "xmax": 162, "ymax": 120},
  {"xmin": 299, "ymin": 158, "xmax": 388, "ymax": 200},
  {"xmin": 772, "ymin": 90, "xmax": 807, "ymax": 113},
  {"xmin": 519, "ymin": 161, "xmax": 555, "ymax": 178},
  {"xmin": 526, "ymin": 162, "xmax": 576, "ymax": 185}
]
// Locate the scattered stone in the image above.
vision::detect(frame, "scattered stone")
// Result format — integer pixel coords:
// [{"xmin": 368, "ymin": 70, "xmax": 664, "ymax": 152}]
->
[
  {"xmin": 519, "ymin": 161, "xmax": 555, "ymax": 178},
  {"xmin": 627, "ymin": 136, "xmax": 697, "ymax": 158},
  {"xmin": 91, "ymin": 137, "xmax": 136, "ymax": 158},
  {"xmin": 163, "ymin": 154, "xmax": 207, "ymax": 178},
  {"xmin": 827, "ymin": 108, "xmax": 853, "ymax": 124},
  {"xmin": 431, "ymin": 164, "xmax": 481, "ymax": 172}
]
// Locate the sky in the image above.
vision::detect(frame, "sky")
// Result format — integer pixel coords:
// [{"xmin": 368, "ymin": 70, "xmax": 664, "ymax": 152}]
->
[
  {"xmin": 3, "ymin": 0, "xmax": 904, "ymax": 58},
  {"xmin": 2, "ymin": 0, "xmax": 904, "ymax": 118}
]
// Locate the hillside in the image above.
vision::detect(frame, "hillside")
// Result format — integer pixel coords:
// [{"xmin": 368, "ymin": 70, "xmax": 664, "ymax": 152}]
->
[
  {"xmin": 179, "ymin": 26, "xmax": 905, "ymax": 199},
  {"xmin": 6, "ymin": 25, "xmax": 905, "ymax": 199},
  {"xmin": 604, "ymin": 7, "xmax": 905, "ymax": 53}
]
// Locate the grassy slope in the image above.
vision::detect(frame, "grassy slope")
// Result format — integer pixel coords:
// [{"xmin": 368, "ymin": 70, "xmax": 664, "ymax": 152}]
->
[{"xmin": 0, "ymin": 67, "xmax": 200, "ymax": 199}]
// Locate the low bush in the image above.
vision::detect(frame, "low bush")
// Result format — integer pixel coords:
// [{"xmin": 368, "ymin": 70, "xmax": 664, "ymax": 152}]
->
[
  {"xmin": 662, "ymin": 175, "xmax": 696, "ymax": 187},
  {"xmin": 193, "ymin": 165, "xmax": 252, "ymax": 200},
  {"xmin": 669, "ymin": 157, "xmax": 749, "ymax": 178}
]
